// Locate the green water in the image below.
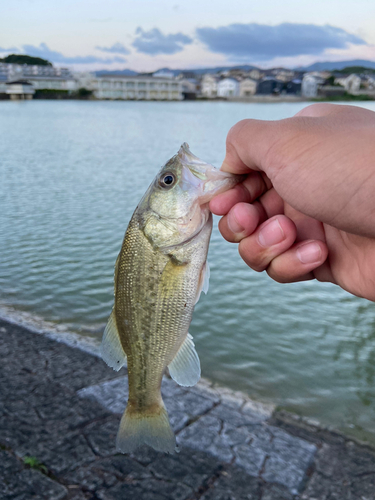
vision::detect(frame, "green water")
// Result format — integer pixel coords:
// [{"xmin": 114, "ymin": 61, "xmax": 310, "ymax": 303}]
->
[{"xmin": 1, "ymin": 100, "xmax": 375, "ymax": 444}]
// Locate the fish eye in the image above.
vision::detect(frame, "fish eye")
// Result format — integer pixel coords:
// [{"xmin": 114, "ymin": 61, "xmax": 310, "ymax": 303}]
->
[{"xmin": 158, "ymin": 172, "xmax": 176, "ymax": 189}]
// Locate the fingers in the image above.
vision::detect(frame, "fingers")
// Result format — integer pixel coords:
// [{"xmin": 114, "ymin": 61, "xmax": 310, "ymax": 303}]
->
[
  {"xmin": 238, "ymin": 216, "xmax": 297, "ymax": 272},
  {"xmin": 221, "ymin": 211, "xmax": 328, "ymax": 282},
  {"xmin": 266, "ymin": 240, "xmax": 329, "ymax": 283},
  {"xmin": 210, "ymin": 171, "xmax": 273, "ymax": 216},
  {"xmin": 218, "ymin": 202, "xmax": 266, "ymax": 243}
]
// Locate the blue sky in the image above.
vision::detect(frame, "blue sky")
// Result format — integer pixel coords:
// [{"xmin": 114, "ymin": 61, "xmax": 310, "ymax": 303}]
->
[{"xmin": 1, "ymin": 0, "xmax": 375, "ymax": 71}]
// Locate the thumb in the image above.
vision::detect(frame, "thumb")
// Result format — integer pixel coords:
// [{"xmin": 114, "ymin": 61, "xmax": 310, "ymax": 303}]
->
[{"xmin": 221, "ymin": 118, "xmax": 296, "ymax": 179}]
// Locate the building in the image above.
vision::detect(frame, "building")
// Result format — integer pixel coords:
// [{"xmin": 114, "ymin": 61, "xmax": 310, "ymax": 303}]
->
[
  {"xmin": 334, "ymin": 74, "xmax": 361, "ymax": 94},
  {"xmin": 248, "ymin": 69, "xmax": 262, "ymax": 80},
  {"xmin": 239, "ymin": 78, "xmax": 257, "ymax": 97},
  {"xmin": 180, "ymin": 78, "xmax": 199, "ymax": 100},
  {"xmin": 365, "ymin": 76, "xmax": 375, "ymax": 89},
  {"xmin": 0, "ymin": 65, "xmax": 7, "ymax": 94},
  {"xmin": 226, "ymin": 68, "xmax": 249, "ymax": 79},
  {"xmin": 217, "ymin": 78, "xmax": 240, "ymax": 97},
  {"xmin": 285, "ymin": 79, "xmax": 302, "ymax": 95},
  {"xmin": 5, "ymin": 80, "xmax": 35, "ymax": 100},
  {"xmin": 301, "ymin": 74, "xmax": 325, "ymax": 98},
  {"xmin": 345, "ymin": 74, "xmax": 361, "ymax": 94},
  {"xmin": 177, "ymin": 71, "xmax": 197, "ymax": 80},
  {"xmin": 257, "ymin": 77, "xmax": 284, "ymax": 95},
  {"xmin": 318, "ymin": 85, "xmax": 346, "ymax": 98},
  {"xmin": 152, "ymin": 69, "xmax": 175, "ymax": 79},
  {"xmin": 270, "ymin": 68, "xmax": 295, "ymax": 82},
  {"xmin": 0, "ymin": 62, "xmax": 77, "ymax": 96},
  {"xmin": 201, "ymin": 74, "xmax": 219, "ymax": 98},
  {"xmin": 22, "ymin": 75, "xmax": 76, "ymax": 91},
  {"xmin": 84, "ymin": 75, "xmax": 182, "ymax": 100}
]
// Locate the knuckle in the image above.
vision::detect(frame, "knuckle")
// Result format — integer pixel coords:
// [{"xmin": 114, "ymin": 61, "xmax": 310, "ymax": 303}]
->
[
  {"xmin": 238, "ymin": 241, "xmax": 269, "ymax": 272},
  {"xmin": 226, "ymin": 120, "xmax": 251, "ymax": 148},
  {"xmin": 295, "ymin": 103, "xmax": 334, "ymax": 117}
]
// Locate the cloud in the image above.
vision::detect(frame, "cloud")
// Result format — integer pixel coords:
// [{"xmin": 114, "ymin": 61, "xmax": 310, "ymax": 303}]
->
[
  {"xmin": 0, "ymin": 46, "xmax": 19, "ymax": 53},
  {"xmin": 133, "ymin": 27, "xmax": 192, "ymax": 55},
  {"xmin": 196, "ymin": 23, "xmax": 367, "ymax": 61},
  {"xmin": 96, "ymin": 42, "xmax": 130, "ymax": 55},
  {"xmin": 22, "ymin": 43, "xmax": 127, "ymax": 64}
]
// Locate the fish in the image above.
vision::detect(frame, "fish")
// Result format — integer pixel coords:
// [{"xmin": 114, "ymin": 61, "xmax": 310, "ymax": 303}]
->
[{"xmin": 101, "ymin": 143, "xmax": 242, "ymax": 454}]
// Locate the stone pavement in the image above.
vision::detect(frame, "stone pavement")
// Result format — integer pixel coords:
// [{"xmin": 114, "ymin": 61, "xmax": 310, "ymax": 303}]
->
[{"xmin": 0, "ymin": 317, "xmax": 374, "ymax": 500}]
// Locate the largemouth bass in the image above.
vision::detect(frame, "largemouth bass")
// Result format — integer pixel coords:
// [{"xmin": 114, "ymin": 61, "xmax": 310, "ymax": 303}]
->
[{"xmin": 101, "ymin": 143, "xmax": 242, "ymax": 453}]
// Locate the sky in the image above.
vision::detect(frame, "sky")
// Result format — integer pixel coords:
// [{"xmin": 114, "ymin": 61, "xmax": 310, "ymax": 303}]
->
[{"xmin": 1, "ymin": 0, "xmax": 375, "ymax": 72}]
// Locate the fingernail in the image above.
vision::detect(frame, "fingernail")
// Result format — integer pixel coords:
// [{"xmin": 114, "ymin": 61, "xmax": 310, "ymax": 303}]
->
[
  {"xmin": 227, "ymin": 212, "xmax": 244, "ymax": 234},
  {"xmin": 258, "ymin": 219, "xmax": 285, "ymax": 247},
  {"xmin": 296, "ymin": 242, "xmax": 322, "ymax": 264}
]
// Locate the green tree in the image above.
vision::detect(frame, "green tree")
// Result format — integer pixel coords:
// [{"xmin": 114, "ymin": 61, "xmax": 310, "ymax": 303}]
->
[{"xmin": 0, "ymin": 54, "xmax": 52, "ymax": 66}]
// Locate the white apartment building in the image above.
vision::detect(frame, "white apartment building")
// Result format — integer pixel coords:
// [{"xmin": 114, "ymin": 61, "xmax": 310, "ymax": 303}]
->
[
  {"xmin": 84, "ymin": 75, "xmax": 182, "ymax": 100},
  {"xmin": 0, "ymin": 62, "xmax": 77, "ymax": 93},
  {"xmin": 334, "ymin": 74, "xmax": 361, "ymax": 94},
  {"xmin": 217, "ymin": 78, "xmax": 240, "ymax": 97},
  {"xmin": 201, "ymin": 74, "xmax": 219, "ymax": 98},
  {"xmin": 301, "ymin": 74, "xmax": 325, "ymax": 98}
]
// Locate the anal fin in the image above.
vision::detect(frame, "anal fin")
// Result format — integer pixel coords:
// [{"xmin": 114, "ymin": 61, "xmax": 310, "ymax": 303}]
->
[
  {"xmin": 100, "ymin": 309, "xmax": 127, "ymax": 371},
  {"xmin": 168, "ymin": 333, "xmax": 201, "ymax": 387}
]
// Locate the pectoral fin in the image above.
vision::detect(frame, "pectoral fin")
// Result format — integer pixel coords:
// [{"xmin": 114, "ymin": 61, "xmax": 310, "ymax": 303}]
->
[
  {"xmin": 168, "ymin": 333, "xmax": 201, "ymax": 387},
  {"xmin": 195, "ymin": 261, "xmax": 210, "ymax": 305},
  {"xmin": 100, "ymin": 310, "xmax": 127, "ymax": 371}
]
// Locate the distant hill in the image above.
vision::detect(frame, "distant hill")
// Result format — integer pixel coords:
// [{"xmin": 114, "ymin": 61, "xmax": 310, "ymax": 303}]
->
[
  {"xmin": 95, "ymin": 60, "xmax": 375, "ymax": 78},
  {"xmin": 152, "ymin": 65, "xmax": 260, "ymax": 76},
  {"xmin": 298, "ymin": 60, "xmax": 375, "ymax": 71},
  {"xmin": 95, "ymin": 69, "xmax": 138, "ymax": 76},
  {"xmin": 0, "ymin": 54, "xmax": 52, "ymax": 66},
  {"xmin": 96, "ymin": 64, "xmax": 260, "ymax": 77},
  {"xmin": 334, "ymin": 66, "xmax": 375, "ymax": 74}
]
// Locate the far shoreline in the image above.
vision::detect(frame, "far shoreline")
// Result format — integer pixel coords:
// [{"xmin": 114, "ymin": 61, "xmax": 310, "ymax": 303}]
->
[{"xmin": 1, "ymin": 95, "xmax": 374, "ymax": 103}]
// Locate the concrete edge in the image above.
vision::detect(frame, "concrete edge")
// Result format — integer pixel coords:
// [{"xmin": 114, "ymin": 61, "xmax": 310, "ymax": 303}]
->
[
  {"xmin": 2, "ymin": 305, "xmax": 373, "ymax": 452},
  {"xmin": 0, "ymin": 306, "xmax": 101, "ymax": 358}
]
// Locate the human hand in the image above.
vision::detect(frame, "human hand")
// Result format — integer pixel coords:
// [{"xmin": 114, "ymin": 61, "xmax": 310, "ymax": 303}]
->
[{"xmin": 210, "ymin": 103, "xmax": 375, "ymax": 301}]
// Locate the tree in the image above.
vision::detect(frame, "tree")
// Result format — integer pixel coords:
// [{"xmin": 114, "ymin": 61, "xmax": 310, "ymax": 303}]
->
[{"xmin": 0, "ymin": 54, "xmax": 52, "ymax": 66}]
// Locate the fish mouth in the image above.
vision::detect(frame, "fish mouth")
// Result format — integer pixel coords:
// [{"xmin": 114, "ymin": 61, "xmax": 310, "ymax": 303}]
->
[
  {"xmin": 178, "ymin": 142, "xmax": 244, "ymax": 203},
  {"xmin": 178, "ymin": 143, "xmax": 210, "ymax": 181}
]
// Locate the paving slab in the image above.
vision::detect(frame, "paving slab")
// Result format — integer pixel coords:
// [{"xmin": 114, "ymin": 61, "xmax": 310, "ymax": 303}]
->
[
  {"xmin": 1, "ymin": 317, "xmax": 375, "ymax": 500},
  {"xmin": 80, "ymin": 376, "xmax": 316, "ymax": 493}
]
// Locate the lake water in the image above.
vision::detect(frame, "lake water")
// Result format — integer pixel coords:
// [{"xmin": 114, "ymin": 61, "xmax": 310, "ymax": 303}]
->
[{"xmin": 1, "ymin": 99, "xmax": 375, "ymax": 444}]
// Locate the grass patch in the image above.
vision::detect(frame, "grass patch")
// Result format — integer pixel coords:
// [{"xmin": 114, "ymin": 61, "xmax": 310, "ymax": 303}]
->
[
  {"xmin": 23, "ymin": 455, "xmax": 48, "ymax": 474},
  {"xmin": 313, "ymin": 92, "xmax": 374, "ymax": 102}
]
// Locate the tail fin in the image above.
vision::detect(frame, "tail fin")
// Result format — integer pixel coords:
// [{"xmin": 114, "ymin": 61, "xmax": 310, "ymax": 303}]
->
[{"xmin": 116, "ymin": 403, "xmax": 175, "ymax": 454}]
